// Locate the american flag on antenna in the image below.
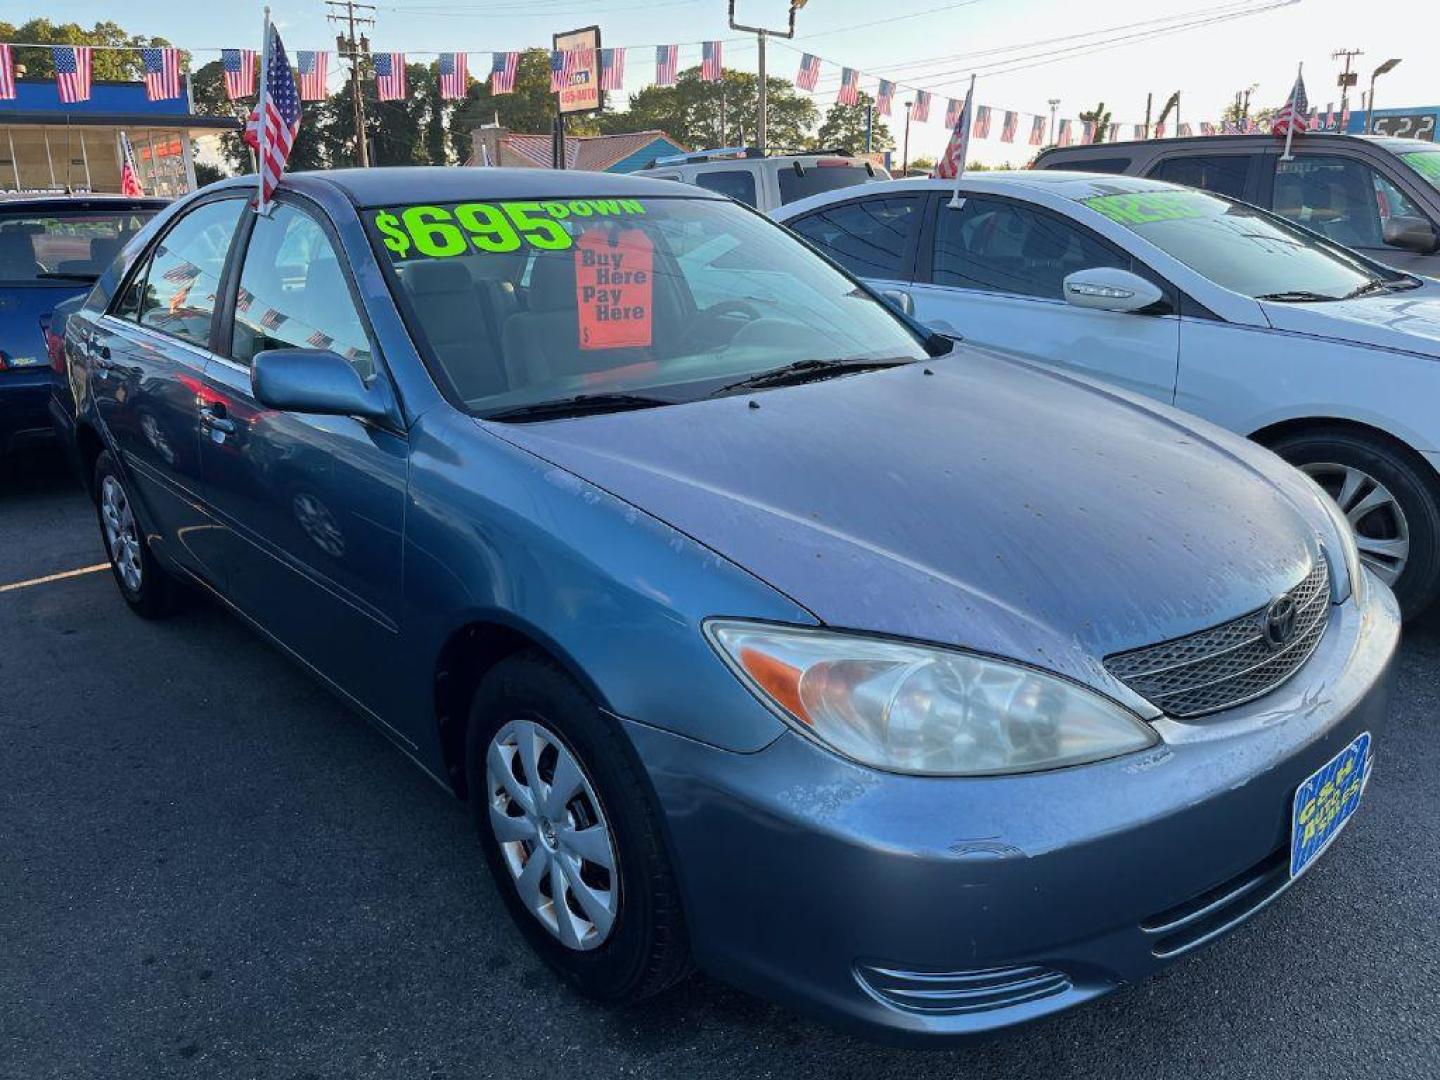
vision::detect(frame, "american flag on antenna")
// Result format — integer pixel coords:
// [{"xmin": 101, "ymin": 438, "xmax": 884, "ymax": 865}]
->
[
  {"xmin": 933, "ymin": 76, "xmax": 973, "ymax": 181},
  {"xmin": 875, "ymin": 80, "xmax": 895, "ymax": 116},
  {"xmin": 836, "ymin": 68, "xmax": 859, "ymax": 107},
  {"xmin": 375, "ymin": 53, "xmax": 407, "ymax": 101},
  {"xmin": 795, "ymin": 53, "xmax": 821, "ymax": 92},
  {"xmin": 600, "ymin": 48, "xmax": 625, "ymax": 91},
  {"xmin": 1000, "ymin": 110, "xmax": 1017, "ymax": 142},
  {"xmin": 655, "ymin": 45, "xmax": 678, "ymax": 87},
  {"xmin": 1272, "ymin": 68, "xmax": 1310, "ymax": 136},
  {"xmin": 701, "ymin": 41, "xmax": 723, "ymax": 83},
  {"xmin": 438, "ymin": 52, "xmax": 468, "ymax": 100},
  {"xmin": 296, "ymin": 51, "xmax": 328, "ymax": 100},
  {"xmin": 973, "ymin": 105, "xmax": 992, "ymax": 138},
  {"xmin": 222, "ymin": 49, "xmax": 256, "ymax": 100},
  {"xmin": 243, "ymin": 21, "xmax": 302, "ymax": 214},
  {"xmin": 491, "ymin": 51, "xmax": 519, "ymax": 94},
  {"xmin": 119, "ymin": 132, "xmax": 144, "ymax": 196},
  {"xmin": 52, "ymin": 46, "xmax": 93, "ymax": 104},
  {"xmin": 1029, "ymin": 115, "xmax": 1045, "ymax": 145},
  {"xmin": 943, "ymin": 97, "xmax": 962, "ymax": 129},
  {"xmin": 0, "ymin": 44, "xmax": 16, "ymax": 101},
  {"xmin": 912, "ymin": 90, "xmax": 931, "ymax": 123},
  {"xmin": 141, "ymin": 47, "xmax": 183, "ymax": 101}
]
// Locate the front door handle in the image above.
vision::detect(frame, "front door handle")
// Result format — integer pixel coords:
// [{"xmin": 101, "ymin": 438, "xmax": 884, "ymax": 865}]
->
[{"xmin": 199, "ymin": 404, "xmax": 236, "ymax": 434}]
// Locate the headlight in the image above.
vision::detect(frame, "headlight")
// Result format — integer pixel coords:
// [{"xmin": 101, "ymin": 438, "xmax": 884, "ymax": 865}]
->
[
  {"xmin": 1295, "ymin": 471, "xmax": 1360, "ymax": 604},
  {"xmin": 705, "ymin": 621, "xmax": 1159, "ymax": 777}
]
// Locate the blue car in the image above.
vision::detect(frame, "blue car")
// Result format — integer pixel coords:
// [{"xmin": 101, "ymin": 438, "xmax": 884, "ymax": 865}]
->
[
  {"xmin": 0, "ymin": 196, "xmax": 164, "ymax": 454},
  {"xmin": 61, "ymin": 169, "xmax": 1397, "ymax": 1043}
]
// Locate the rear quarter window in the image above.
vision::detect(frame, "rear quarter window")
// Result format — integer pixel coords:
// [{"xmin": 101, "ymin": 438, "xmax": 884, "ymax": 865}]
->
[
  {"xmin": 777, "ymin": 164, "xmax": 874, "ymax": 204},
  {"xmin": 1040, "ymin": 156, "xmax": 1133, "ymax": 174}
]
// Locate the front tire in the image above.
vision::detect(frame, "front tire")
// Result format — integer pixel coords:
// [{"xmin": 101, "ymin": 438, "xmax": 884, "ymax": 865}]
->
[
  {"xmin": 1270, "ymin": 428, "xmax": 1440, "ymax": 618},
  {"xmin": 93, "ymin": 450, "xmax": 182, "ymax": 618},
  {"xmin": 465, "ymin": 651, "xmax": 691, "ymax": 1002}
]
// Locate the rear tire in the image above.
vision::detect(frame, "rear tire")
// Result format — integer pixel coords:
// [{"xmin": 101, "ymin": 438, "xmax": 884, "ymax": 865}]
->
[
  {"xmin": 465, "ymin": 650, "xmax": 691, "ymax": 1002},
  {"xmin": 1269, "ymin": 428, "xmax": 1440, "ymax": 618},
  {"xmin": 93, "ymin": 450, "xmax": 182, "ymax": 619}
]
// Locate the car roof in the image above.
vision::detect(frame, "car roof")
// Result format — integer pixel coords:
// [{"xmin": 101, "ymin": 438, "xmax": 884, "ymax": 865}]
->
[
  {"xmin": 1036, "ymin": 132, "xmax": 1408, "ymax": 158},
  {"xmin": 772, "ymin": 170, "xmax": 1183, "ymax": 218},
  {"xmin": 228, "ymin": 166, "xmax": 729, "ymax": 208}
]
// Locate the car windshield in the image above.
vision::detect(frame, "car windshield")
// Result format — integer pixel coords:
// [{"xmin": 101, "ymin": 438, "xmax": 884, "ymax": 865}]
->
[
  {"xmin": 1401, "ymin": 150, "xmax": 1440, "ymax": 194},
  {"xmin": 0, "ymin": 207, "xmax": 157, "ymax": 284},
  {"xmin": 367, "ymin": 195, "xmax": 928, "ymax": 415},
  {"xmin": 1078, "ymin": 187, "xmax": 1396, "ymax": 300},
  {"xmin": 777, "ymin": 163, "xmax": 875, "ymax": 204}
]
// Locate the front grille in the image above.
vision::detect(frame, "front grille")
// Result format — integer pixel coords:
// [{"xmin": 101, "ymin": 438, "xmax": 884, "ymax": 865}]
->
[
  {"xmin": 1105, "ymin": 555, "xmax": 1331, "ymax": 718},
  {"xmin": 855, "ymin": 962, "xmax": 1071, "ymax": 1016}
]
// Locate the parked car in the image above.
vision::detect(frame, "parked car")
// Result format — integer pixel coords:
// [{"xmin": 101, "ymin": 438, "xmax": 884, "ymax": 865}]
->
[
  {"xmin": 640, "ymin": 146, "xmax": 889, "ymax": 211},
  {"xmin": 774, "ymin": 171, "xmax": 1440, "ymax": 617},
  {"xmin": 62, "ymin": 168, "xmax": 1395, "ymax": 1044},
  {"xmin": 1034, "ymin": 133, "xmax": 1440, "ymax": 276},
  {"xmin": 0, "ymin": 195, "xmax": 166, "ymax": 455}
]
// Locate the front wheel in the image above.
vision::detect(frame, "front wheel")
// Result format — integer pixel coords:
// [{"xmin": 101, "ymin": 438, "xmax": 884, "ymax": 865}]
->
[
  {"xmin": 1270, "ymin": 429, "xmax": 1440, "ymax": 618},
  {"xmin": 465, "ymin": 651, "xmax": 691, "ymax": 1002}
]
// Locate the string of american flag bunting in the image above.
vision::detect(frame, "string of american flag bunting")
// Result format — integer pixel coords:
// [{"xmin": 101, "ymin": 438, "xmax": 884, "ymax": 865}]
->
[{"xmin": 0, "ymin": 34, "xmax": 1343, "ymax": 144}]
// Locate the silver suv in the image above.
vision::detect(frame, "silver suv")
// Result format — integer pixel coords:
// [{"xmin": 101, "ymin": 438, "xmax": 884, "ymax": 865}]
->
[{"xmin": 642, "ymin": 147, "xmax": 889, "ymax": 212}]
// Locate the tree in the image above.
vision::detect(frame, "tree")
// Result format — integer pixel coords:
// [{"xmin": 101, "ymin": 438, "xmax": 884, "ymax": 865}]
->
[
  {"xmin": 599, "ymin": 67, "xmax": 817, "ymax": 150},
  {"xmin": 189, "ymin": 58, "xmax": 327, "ymax": 174},
  {"xmin": 815, "ymin": 91, "xmax": 893, "ymax": 154},
  {"xmin": 314, "ymin": 61, "xmax": 447, "ymax": 168},
  {"xmin": 1079, "ymin": 100, "xmax": 1112, "ymax": 142},
  {"xmin": 448, "ymin": 49, "xmax": 598, "ymax": 162},
  {"xmin": 0, "ymin": 18, "xmax": 171, "ymax": 80},
  {"xmin": 909, "ymin": 155, "xmax": 936, "ymax": 173}
]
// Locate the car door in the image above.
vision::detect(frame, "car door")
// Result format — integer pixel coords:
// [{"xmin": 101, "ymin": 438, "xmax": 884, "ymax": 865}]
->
[
  {"xmin": 784, "ymin": 193, "xmax": 927, "ymax": 309},
  {"xmin": 907, "ymin": 194, "xmax": 1181, "ymax": 403},
  {"xmin": 1267, "ymin": 151, "xmax": 1440, "ymax": 274},
  {"xmin": 195, "ymin": 197, "xmax": 408, "ymax": 717},
  {"xmin": 86, "ymin": 196, "xmax": 247, "ymax": 580}
]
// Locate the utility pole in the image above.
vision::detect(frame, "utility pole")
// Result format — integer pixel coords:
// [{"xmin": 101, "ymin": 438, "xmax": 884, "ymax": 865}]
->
[
  {"xmin": 1047, "ymin": 98, "xmax": 1059, "ymax": 145},
  {"xmin": 728, "ymin": 0, "xmax": 802, "ymax": 152},
  {"xmin": 1143, "ymin": 92, "xmax": 1152, "ymax": 139},
  {"xmin": 327, "ymin": 0, "xmax": 375, "ymax": 167},
  {"xmin": 1332, "ymin": 48, "xmax": 1363, "ymax": 130}
]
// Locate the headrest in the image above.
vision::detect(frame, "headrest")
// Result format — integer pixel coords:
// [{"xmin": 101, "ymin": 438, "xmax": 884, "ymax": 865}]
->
[
  {"xmin": 403, "ymin": 259, "xmax": 473, "ymax": 296},
  {"xmin": 528, "ymin": 253, "xmax": 576, "ymax": 313}
]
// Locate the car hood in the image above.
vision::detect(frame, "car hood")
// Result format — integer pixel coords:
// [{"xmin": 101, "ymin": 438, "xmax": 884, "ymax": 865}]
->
[
  {"xmin": 1260, "ymin": 282, "xmax": 1440, "ymax": 358},
  {"xmin": 489, "ymin": 350, "xmax": 1328, "ymax": 707}
]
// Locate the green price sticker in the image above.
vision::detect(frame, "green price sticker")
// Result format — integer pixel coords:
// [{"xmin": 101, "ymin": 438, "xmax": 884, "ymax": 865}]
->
[
  {"xmin": 1402, "ymin": 152, "xmax": 1440, "ymax": 189},
  {"xmin": 1083, "ymin": 192, "xmax": 1211, "ymax": 227},
  {"xmin": 373, "ymin": 198, "xmax": 648, "ymax": 259}
]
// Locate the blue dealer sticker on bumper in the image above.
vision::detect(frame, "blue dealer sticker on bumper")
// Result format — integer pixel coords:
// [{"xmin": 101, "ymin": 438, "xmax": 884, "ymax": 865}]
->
[{"xmin": 1290, "ymin": 731, "xmax": 1371, "ymax": 879}]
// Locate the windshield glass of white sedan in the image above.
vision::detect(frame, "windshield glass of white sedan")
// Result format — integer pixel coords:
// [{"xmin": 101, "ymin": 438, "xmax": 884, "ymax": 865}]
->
[
  {"xmin": 1081, "ymin": 188, "xmax": 1384, "ymax": 300},
  {"xmin": 368, "ymin": 196, "xmax": 927, "ymax": 412}
]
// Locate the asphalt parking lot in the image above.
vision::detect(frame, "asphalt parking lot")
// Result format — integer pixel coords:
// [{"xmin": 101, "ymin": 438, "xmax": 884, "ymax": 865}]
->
[{"xmin": 2, "ymin": 447, "xmax": 1437, "ymax": 1080}]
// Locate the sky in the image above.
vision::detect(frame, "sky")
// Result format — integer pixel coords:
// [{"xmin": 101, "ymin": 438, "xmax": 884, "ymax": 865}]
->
[{"xmin": 22, "ymin": 0, "xmax": 1436, "ymax": 164}]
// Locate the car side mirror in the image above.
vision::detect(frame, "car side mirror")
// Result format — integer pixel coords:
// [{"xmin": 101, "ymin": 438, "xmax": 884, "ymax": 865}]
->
[
  {"xmin": 1382, "ymin": 215, "xmax": 1439, "ymax": 254},
  {"xmin": 1062, "ymin": 267, "xmax": 1165, "ymax": 314},
  {"xmin": 251, "ymin": 348, "xmax": 393, "ymax": 421}
]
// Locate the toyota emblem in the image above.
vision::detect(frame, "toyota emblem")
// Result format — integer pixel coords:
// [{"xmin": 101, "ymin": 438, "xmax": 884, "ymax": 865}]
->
[{"xmin": 1263, "ymin": 595, "xmax": 1299, "ymax": 649}]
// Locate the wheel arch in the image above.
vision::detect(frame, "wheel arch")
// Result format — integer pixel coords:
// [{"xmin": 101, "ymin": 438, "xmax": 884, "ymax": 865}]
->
[{"xmin": 1249, "ymin": 415, "xmax": 1440, "ymax": 482}]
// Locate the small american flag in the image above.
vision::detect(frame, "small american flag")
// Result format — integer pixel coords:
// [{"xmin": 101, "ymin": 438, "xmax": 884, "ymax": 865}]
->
[
  {"xmin": 795, "ymin": 53, "xmax": 821, "ymax": 93},
  {"xmin": 1081, "ymin": 120, "xmax": 1094, "ymax": 144},
  {"xmin": 1057, "ymin": 119, "xmax": 1072, "ymax": 146},
  {"xmin": 836, "ymin": 68, "xmax": 859, "ymax": 107},
  {"xmin": 1001, "ymin": 110, "xmax": 1018, "ymax": 142},
  {"xmin": 439, "ymin": 52, "xmax": 467, "ymax": 100},
  {"xmin": 912, "ymin": 90, "xmax": 931, "ymax": 123},
  {"xmin": 375, "ymin": 53, "xmax": 407, "ymax": 101},
  {"xmin": 296, "ymin": 51, "xmax": 328, "ymax": 101},
  {"xmin": 142, "ymin": 47, "xmax": 182, "ymax": 101},
  {"xmin": 162, "ymin": 260, "xmax": 202, "ymax": 284},
  {"xmin": 933, "ymin": 77, "xmax": 973, "ymax": 181},
  {"xmin": 1322, "ymin": 102, "xmax": 1334, "ymax": 130},
  {"xmin": 1338, "ymin": 103, "xmax": 1350, "ymax": 132},
  {"xmin": 1178, "ymin": 122, "xmax": 1193, "ymax": 137},
  {"xmin": 549, "ymin": 49, "xmax": 578, "ymax": 92},
  {"xmin": 1132, "ymin": 123, "xmax": 1146, "ymax": 139},
  {"xmin": 700, "ymin": 41, "xmax": 723, "ymax": 83},
  {"xmin": 1107, "ymin": 121, "xmax": 1121, "ymax": 142},
  {"xmin": 243, "ymin": 22, "xmax": 302, "ymax": 214},
  {"xmin": 973, "ymin": 105, "xmax": 991, "ymax": 139},
  {"xmin": 236, "ymin": 286, "xmax": 253, "ymax": 313},
  {"xmin": 1272, "ymin": 68, "xmax": 1310, "ymax": 137},
  {"xmin": 119, "ymin": 132, "xmax": 143, "ymax": 196},
  {"xmin": 1200, "ymin": 121, "xmax": 1216, "ymax": 136},
  {"xmin": 0, "ymin": 43, "xmax": 19, "ymax": 101},
  {"xmin": 490, "ymin": 51, "xmax": 519, "ymax": 94},
  {"xmin": 943, "ymin": 97, "xmax": 961, "ymax": 129},
  {"xmin": 53, "ymin": 46, "xmax": 93, "ymax": 104},
  {"xmin": 1154, "ymin": 121, "xmax": 1166, "ymax": 139},
  {"xmin": 1028, "ymin": 115, "xmax": 1045, "ymax": 145},
  {"xmin": 875, "ymin": 80, "xmax": 895, "ymax": 117},
  {"xmin": 260, "ymin": 308, "xmax": 288, "ymax": 331},
  {"xmin": 655, "ymin": 45, "xmax": 678, "ymax": 87},
  {"xmin": 223, "ymin": 49, "xmax": 256, "ymax": 100},
  {"xmin": 306, "ymin": 330, "xmax": 334, "ymax": 350},
  {"xmin": 600, "ymin": 48, "xmax": 624, "ymax": 91}
]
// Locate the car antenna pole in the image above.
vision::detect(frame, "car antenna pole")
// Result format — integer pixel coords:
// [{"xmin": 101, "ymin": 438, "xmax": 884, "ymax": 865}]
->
[
  {"xmin": 1281, "ymin": 61, "xmax": 1302, "ymax": 162},
  {"xmin": 947, "ymin": 73, "xmax": 975, "ymax": 209},
  {"xmin": 256, "ymin": 7, "xmax": 271, "ymax": 214}
]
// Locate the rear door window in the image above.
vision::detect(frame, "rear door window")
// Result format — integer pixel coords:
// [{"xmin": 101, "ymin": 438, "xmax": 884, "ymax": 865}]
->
[
  {"xmin": 1148, "ymin": 155, "xmax": 1256, "ymax": 200},
  {"xmin": 693, "ymin": 170, "xmax": 758, "ymax": 206},
  {"xmin": 787, "ymin": 196, "xmax": 924, "ymax": 280}
]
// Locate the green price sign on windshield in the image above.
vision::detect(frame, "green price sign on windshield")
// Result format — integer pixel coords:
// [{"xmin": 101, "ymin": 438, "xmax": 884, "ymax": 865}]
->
[
  {"xmin": 372, "ymin": 199, "xmax": 648, "ymax": 259},
  {"xmin": 1402, "ymin": 152, "xmax": 1440, "ymax": 189},
  {"xmin": 1083, "ymin": 191, "xmax": 1212, "ymax": 227}
]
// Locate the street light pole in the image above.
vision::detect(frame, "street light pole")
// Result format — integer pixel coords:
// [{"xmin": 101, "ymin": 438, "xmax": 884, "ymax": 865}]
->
[
  {"xmin": 728, "ymin": 0, "xmax": 801, "ymax": 152},
  {"xmin": 1048, "ymin": 98, "xmax": 1059, "ymax": 145},
  {"xmin": 901, "ymin": 100, "xmax": 913, "ymax": 174},
  {"xmin": 1366, "ymin": 58, "xmax": 1402, "ymax": 133}
]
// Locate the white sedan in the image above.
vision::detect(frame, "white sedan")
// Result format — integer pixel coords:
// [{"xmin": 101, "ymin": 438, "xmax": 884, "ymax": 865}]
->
[{"xmin": 773, "ymin": 172, "xmax": 1440, "ymax": 618}]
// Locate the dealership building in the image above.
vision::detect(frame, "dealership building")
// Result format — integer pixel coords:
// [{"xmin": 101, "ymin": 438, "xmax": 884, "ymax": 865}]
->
[{"xmin": 1, "ymin": 79, "xmax": 240, "ymax": 197}]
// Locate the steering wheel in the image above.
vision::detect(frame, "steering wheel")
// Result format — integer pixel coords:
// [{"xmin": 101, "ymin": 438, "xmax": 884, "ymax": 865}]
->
[{"xmin": 703, "ymin": 299, "xmax": 764, "ymax": 322}]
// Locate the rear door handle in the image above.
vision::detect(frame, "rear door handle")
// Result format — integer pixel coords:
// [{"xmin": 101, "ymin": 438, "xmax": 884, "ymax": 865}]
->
[{"xmin": 199, "ymin": 404, "xmax": 236, "ymax": 434}]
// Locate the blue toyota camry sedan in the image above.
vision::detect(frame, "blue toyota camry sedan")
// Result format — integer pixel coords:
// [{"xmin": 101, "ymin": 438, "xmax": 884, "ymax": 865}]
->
[{"xmin": 58, "ymin": 168, "xmax": 1397, "ymax": 1043}]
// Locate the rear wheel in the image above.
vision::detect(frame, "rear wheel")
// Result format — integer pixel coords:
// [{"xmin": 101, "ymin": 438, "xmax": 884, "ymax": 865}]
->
[
  {"xmin": 1270, "ymin": 429, "xmax": 1440, "ymax": 618},
  {"xmin": 465, "ymin": 651, "xmax": 691, "ymax": 1001},
  {"xmin": 93, "ymin": 450, "xmax": 182, "ymax": 618}
]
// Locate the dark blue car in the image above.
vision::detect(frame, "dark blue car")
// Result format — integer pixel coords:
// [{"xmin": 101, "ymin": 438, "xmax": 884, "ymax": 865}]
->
[
  {"xmin": 0, "ymin": 196, "xmax": 164, "ymax": 455},
  {"xmin": 60, "ymin": 169, "xmax": 1397, "ymax": 1043}
]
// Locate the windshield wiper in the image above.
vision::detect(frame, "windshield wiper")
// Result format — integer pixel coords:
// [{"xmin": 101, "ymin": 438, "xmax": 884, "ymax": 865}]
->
[
  {"xmin": 709, "ymin": 356, "xmax": 914, "ymax": 397},
  {"xmin": 1254, "ymin": 290, "xmax": 1340, "ymax": 303},
  {"xmin": 35, "ymin": 270, "xmax": 100, "ymax": 282},
  {"xmin": 482, "ymin": 391, "xmax": 673, "ymax": 422},
  {"xmin": 1343, "ymin": 277, "xmax": 1412, "ymax": 299}
]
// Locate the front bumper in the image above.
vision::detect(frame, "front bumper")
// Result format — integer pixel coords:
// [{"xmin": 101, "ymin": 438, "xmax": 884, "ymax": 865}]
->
[{"xmin": 623, "ymin": 578, "xmax": 1400, "ymax": 1044}]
